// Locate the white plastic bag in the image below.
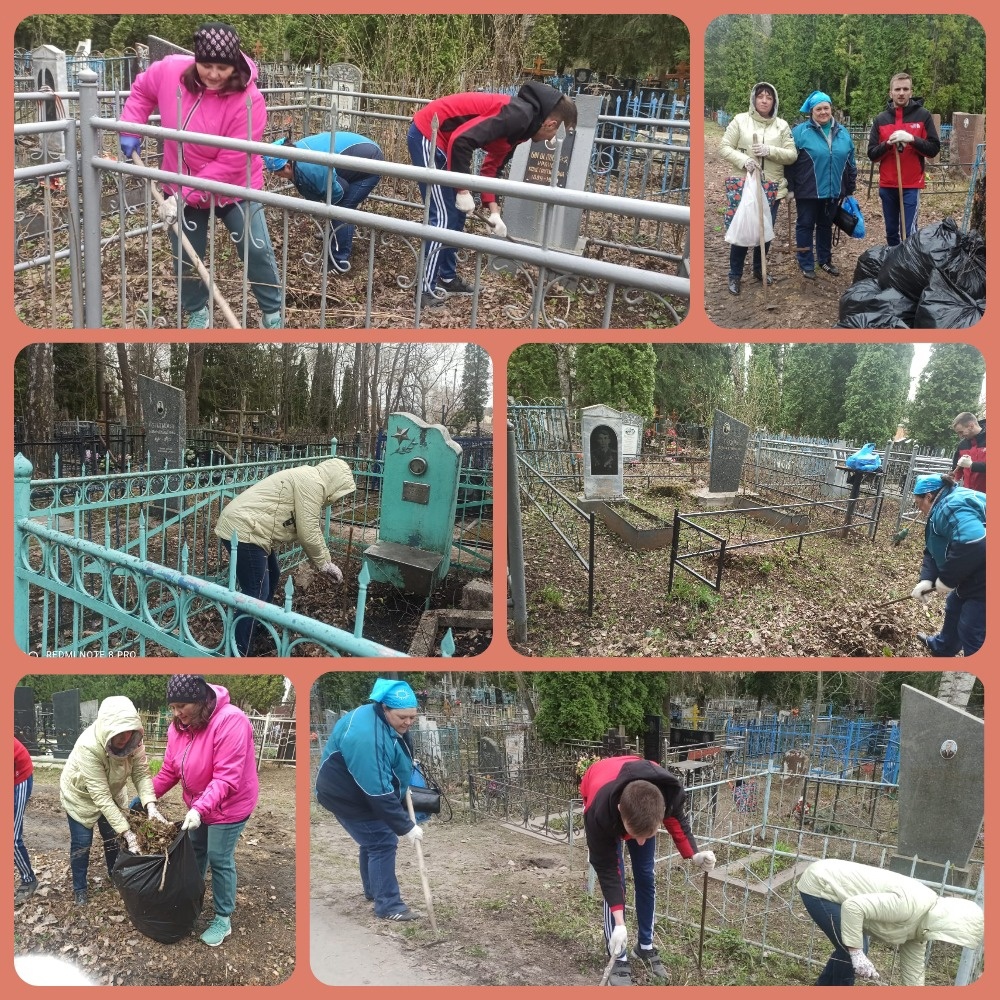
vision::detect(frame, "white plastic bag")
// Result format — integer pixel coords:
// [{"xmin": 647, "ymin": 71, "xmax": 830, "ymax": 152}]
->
[{"xmin": 725, "ymin": 174, "xmax": 774, "ymax": 247}]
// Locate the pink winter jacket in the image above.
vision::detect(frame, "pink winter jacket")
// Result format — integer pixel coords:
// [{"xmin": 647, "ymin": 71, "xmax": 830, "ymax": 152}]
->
[
  {"xmin": 120, "ymin": 53, "xmax": 267, "ymax": 207},
  {"xmin": 153, "ymin": 684, "xmax": 259, "ymax": 825}
]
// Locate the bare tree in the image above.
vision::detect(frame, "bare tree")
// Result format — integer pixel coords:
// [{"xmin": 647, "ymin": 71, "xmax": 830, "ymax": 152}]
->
[
  {"xmin": 937, "ymin": 672, "xmax": 977, "ymax": 709},
  {"xmin": 115, "ymin": 344, "xmax": 138, "ymax": 425},
  {"xmin": 24, "ymin": 344, "xmax": 54, "ymax": 476},
  {"xmin": 184, "ymin": 344, "xmax": 206, "ymax": 429}
]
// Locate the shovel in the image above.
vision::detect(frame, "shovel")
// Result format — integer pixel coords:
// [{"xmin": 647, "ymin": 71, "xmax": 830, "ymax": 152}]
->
[
  {"xmin": 753, "ymin": 133, "xmax": 776, "ymax": 311},
  {"xmin": 697, "ymin": 871, "xmax": 709, "ymax": 971},
  {"xmin": 893, "ymin": 144, "xmax": 907, "ymax": 243},
  {"xmin": 405, "ymin": 788, "xmax": 438, "ymax": 935}
]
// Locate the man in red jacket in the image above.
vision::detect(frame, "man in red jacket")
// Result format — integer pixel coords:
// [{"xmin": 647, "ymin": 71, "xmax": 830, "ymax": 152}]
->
[
  {"xmin": 407, "ymin": 83, "xmax": 577, "ymax": 309},
  {"xmin": 581, "ymin": 756, "xmax": 716, "ymax": 985},
  {"xmin": 866, "ymin": 72, "xmax": 940, "ymax": 246},
  {"xmin": 951, "ymin": 412, "xmax": 986, "ymax": 493}
]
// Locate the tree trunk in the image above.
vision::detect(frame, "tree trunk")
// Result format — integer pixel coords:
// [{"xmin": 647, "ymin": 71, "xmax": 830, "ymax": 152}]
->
[
  {"xmin": 184, "ymin": 343, "xmax": 206, "ymax": 430},
  {"xmin": 116, "ymin": 344, "xmax": 138, "ymax": 426},
  {"xmin": 94, "ymin": 344, "xmax": 106, "ymax": 420},
  {"xmin": 24, "ymin": 344, "xmax": 55, "ymax": 477},
  {"xmin": 937, "ymin": 671, "xmax": 976, "ymax": 709}
]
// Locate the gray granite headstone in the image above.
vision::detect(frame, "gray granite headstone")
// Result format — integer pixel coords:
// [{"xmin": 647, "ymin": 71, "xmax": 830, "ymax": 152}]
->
[
  {"xmin": 478, "ymin": 735, "xmax": 504, "ymax": 779},
  {"xmin": 148, "ymin": 35, "xmax": 192, "ymax": 62},
  {"xmin": 138, "ymin": 375, "xmax": 185, "ymax": 473},
  {"xmin": 501, "ymin": 94, "xmax": 603, "ymax": 255},
  {"xmin": 32, "ymin": 45, "xmax": 68, "ymax": 157},
  {"xmin": 708, "ymin": 409, "xmax": 750, "ymax": 493},
  {"xmin": 621, "ymin": 412, "xmax": 643, "ymax": 463},
  {"xmin": 581, "ymin": 404, "xmax": 624, "ymax": 500},
  {"xmin": 52, "ymin": 688, "xmax": 81, "ymax": 760},
  {"xmin": 889, "ymin": 685, "xmax": 983, "ymax": 880},
  {"xmin": 14, "ymin": 687, "xmax": 36, "ymax": 751},
  {"xmin": 326, "ymin": 63, "xmax": 363, "ymax": 131}
]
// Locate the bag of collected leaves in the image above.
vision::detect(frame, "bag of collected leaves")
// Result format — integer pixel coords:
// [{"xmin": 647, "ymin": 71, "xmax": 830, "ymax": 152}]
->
[
  {"xmin": 913, "ymin": 269, "xmax": 985, "ymax": 329},
  {"xmin": 852, "ymin": 245, "xmax": 889, "ymax": 283},
  {"xmin": 838, "ymin": 277, "xmax": 915, "ymax": 328},
  {"xmin": 112, "ymin": 820, "xmax": 205, "ymax": 943},
  {"xmin": 939, "ymin": 227, "xmax": 986, "ymax": 301},
  {"xmin": 877, "ymin": 217, "xmax": 963, "ymax": 302}
]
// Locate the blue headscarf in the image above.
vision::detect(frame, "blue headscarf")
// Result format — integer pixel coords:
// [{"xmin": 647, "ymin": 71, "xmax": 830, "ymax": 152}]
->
[
  {"xmin": 369, "ymin": 678, "xmax": 418, "ymax": 709},
  {"xmin": 913, "ymin": 474, "xmax": 944, "ymax": 496},
  {"xmin": 799, "ymin": 91, "xmax": 832, "ymax": 115}
]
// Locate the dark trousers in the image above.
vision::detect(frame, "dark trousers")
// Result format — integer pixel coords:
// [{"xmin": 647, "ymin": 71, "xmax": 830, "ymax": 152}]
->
[
  {"xmin": 222, "ymin": 539, "xmax": 280, "ymax": 656},
  {"xmin": 330, "ymin": 143, "xmax": 383, "ymax": 264},
  {"xmin": 729, "ymin": 198, "xmax": 780, "ymax": 279},
  {"xmin": 925, "ymin": 591, "xmax": 986, "ymax": 657},
  {"xmin": 794, "ymin": 198, "xmax": 837, "ymax": 272},
  {"xmin": 601, "ymin": 836, "xmax": 657, "ymax": 954},
  {"xmin": 879, "ymin": 186, "xmax": 919, "ymax": 246},
  {"xmin": 68, "ymin": 813, "xmax": 118, "ymax": 892},
  {"xmin": 800, "ymin": 891, "xmax": 870, "ymax": 985}
]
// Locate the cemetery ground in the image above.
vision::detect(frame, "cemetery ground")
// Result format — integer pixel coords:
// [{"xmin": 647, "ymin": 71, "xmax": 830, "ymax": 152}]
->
[
  {"xmin": 514, "ymin": 483, "xmax": 942, "ymax": 659},
  {"xmin": 13, "ymin": 763, "xmax": 296, "ymax": 986},
  {"xmin": 701, "ymin": 120, "xmax": 971, "ymax": 330}
]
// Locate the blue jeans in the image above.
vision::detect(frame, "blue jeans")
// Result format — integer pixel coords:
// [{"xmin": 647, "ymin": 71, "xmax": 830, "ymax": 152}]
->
[
  {"xmin": 602, "ymin": 836, "xmax": 657, "ymax": 953},
  {"xmin": 334, "ymin": 813, "xmax": 408, "ymax": 917},
  {"xmin": 15, "ymin": 776, "xmax": 35, "ymax": 883},
  {"xmin": 879, "ymin": 186, "xmax": 920, "ymax": 247},
  {"xmin": 800, "ymin": 891, "xmax": 869, "ymax": 985},
  {"xmin": 187, "ymin": 819, "xmax": 249, "ymax": 917},
  {"xmin": 168, "ymin": 200, "xmax": 282, "ymax": 315},
  {"xmin": 795, "ymin": 197, "xmax": 837, "ymax": 272},
  {"xmin": 67, "ymin": 812, "xmax": 118, "ymax": 892},
  {"xmin": 330, "ymin": 143, "xmax": 383, "ymax": 264},
  {"xmin": 407, "ymin": 122, "xmax": 467, "ymax": 293},
  {"xmin": 222, "ymin": 539, "xmax": 280, "ymax": 656},
  {"xmin": 729, "ymin": 198, "xmax": 780, "ymax": 279},
  {"xmin": 925, "ymin": 591, "xmax": 986, "ymax": 657}
]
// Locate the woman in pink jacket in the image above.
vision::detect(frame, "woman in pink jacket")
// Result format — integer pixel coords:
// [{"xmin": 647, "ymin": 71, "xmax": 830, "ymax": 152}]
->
[
  {"xmin": 120, "ymin": 23, "xmax": 283, "ymax": 329},
  {"xmin": 155, "ymin": 675, "xmax": 260, "ymax": 947}
]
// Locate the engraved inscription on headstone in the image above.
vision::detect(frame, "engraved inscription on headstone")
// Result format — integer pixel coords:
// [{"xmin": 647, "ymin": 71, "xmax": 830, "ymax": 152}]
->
[
  {"xmin": 621, "ymin": 412, "xmax": 643, "ymax": 462},
  {"xmin": 581, "ymin": 404, "xmax": 624, "ymax": 500},
  {"xmin": 522, "ymin": 130, "xmax": 576, "ymax": 187},
  {"xmin": 708, "ymin": 409, "xmax": 750, "ymax": 493},
  {"xmin": 401, "ymin": 480, "xmax": 431, "ymax": 505},
  {"xmin": 137, "ymin": 375, "xmax": 186, "ymax": 472}
]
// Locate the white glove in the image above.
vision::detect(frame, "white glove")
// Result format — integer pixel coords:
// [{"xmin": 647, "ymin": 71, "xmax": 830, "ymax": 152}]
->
[
  {"xmin": 181, "ymin": 808, "xmax": 202, "ymax": 832},
  {"xmin": 320, "ymin": 561, "xmax": 343, "ymax": 583},
  {"xmin": 158, "ymin": 194, "xmax": 178, "ymax": 225},
  {"xmin": 751, "ymin": 143, "xmax": 770, "ymax": 158},
  {"xmin": 888, "ymin": 130, "xmax": 914, "ymax": 145},
  {"xmin": 404, "ymin": 825, "xmax": 424, "ymax": 843},
  {"xmin": 743, "ymin": 158, "xmax": 757, "ymax": 175},
  {"xmin": 123, "ymin": 830, "xmax": 140, "ymax": 853},
  {"xmin": 146, "ymin": 802, "xmax": 168, "ymax": 824},
  {"xmin": 957, "ymin": 455, "xmax": 973, "ymax": 469},
  {"xmin": 455, "ymin": 190, "xmax": 475, "ymax": 215},
  {"xmin": 692, "ymin": 850, "xmax": 717, "ymax": 872},
  {"xmin": 934, "ymin": 577, "xmax": 955, "ymax": 597},
  {"xmin": 609, "ymin": 924, "xmax": 628, "ymax": 958},
  {"xmin": 850, "ymin": 949, "xmax": 880, "ymax": 980},
  {"xmin": 487, "ymin": 211, "xmax": 508, "ymax": 239},
  {"xmin": 911, "ymin": 580, "xmax": 936, "ymax": 606}
]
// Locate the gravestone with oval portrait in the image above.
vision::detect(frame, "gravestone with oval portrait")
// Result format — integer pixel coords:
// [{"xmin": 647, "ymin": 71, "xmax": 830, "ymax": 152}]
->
[
  {"xmin": 708, "ymin": 409, "xmax": 750, "ymax": 494},
  {"xmin": 621, "ymin": 412, "xmax": 643, "ymax": 463},
  {"xmin": 581, "ymin": 404, "xmax": 624, "ymax": 500}
]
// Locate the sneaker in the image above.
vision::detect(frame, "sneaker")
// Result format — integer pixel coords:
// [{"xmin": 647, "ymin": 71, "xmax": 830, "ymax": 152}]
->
[
  {"xmin": 382, "ymin": 908, "xmax": 420, "ymax": 922},
  {"xmin": 917, "ymin": 632, "xmax": 945, "ymax": 657},
  {"xmin": 200, "ymin": 915, "xmax": 232, "ymax": 947},
  {"xmin": 74, "ymin": 889, "xmax": 88, "ymax": 906},
  {"xmin": 261, "ymin": 311, "xmax": 284, "ymax": 329},
  {"xmin": 819, "ymin": 262, "xmax": 840, "ymax": 276},
  {"xmin": 801, "ymin": 269, "xmax": 816, "ymax": 280},
  {"xmin": 608, "ymin": 958, "xmax": 633, "ymax": 986},
  {"xmin": 418, "ymin": 290, "xmax": 446, "ymax": 310},
  {"xmin": 630, "ymin": 944, "xmax": 669, "ymax": 981},
  {"xmin": 438, "ymin": 275, "xmax": 475, "ymax": 295},
  {"xmin": 752, "ymin": 272, "xmax": 775, "ymax": 286},
  {"xmin": 187, "ymin": 306, "xmax": 210, "ymax": 329},
  {"xmin": 14, "ymin": 878, "xmax": 38, "ymax": 906}
]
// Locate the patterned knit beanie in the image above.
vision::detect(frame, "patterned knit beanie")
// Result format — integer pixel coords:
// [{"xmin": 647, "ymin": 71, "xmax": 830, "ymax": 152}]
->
[
  {"xmin": 166, "ymin": 674, "xmax": 211, "ymax": 704},
  {"xmin": 193, "ymin": 23, "xmax": 245, "ymax": 70}
]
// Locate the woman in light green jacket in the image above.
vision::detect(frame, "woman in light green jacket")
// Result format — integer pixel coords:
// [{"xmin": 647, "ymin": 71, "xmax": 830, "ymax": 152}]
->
[
  {"xmin": 719, "ymin": 82, "xmax": 797, "ymax": 295},
  {"xmin": 59, "ymin": 696, "xmax": 165, "ymax": 906}
]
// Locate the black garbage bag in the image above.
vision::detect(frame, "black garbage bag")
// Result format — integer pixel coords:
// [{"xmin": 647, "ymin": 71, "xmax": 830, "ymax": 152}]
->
[
  {"xmin": 877, "ymin": 217, "xmax": 962, "ymax": 300},
  {"xmin": 852, "ymin": 245, "xmax": 889, "ymax": 283},
  {"xmin": 834, "ymin": 313, "xmax": 910, "ymax": 328},
  {"xmin": 838, "ymin": 278, "xmax": 915, "ymax": 327},
  {"xmin": 112, "ymin": 830, "xmax": 204, "ymax": 943},
  {"xmin": 913, "ymin": 269, "xmax": 985, "ymax": 329},
  {"xmin": 940, "ymin": 228, "xmax": 986, "ymax": 301}
]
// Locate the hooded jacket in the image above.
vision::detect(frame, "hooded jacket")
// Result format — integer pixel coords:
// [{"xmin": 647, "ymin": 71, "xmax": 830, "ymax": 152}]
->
[
  {"xmin": 285, "ymin": 131, "xmax": 382, "ymax": 204},
  {"xmin": 919, "ymin": 482, "xmax": 986, "ymax": 600},
  {"xmin": 315, "ymin": 701, "xmax": 415, "ymax": 836},
  {"xmin": 121, "ymin": 52, "xmax": 267, "ymax": 207},
  {"xmin": 153, "ymin": 684, "xmax": 259, "ymax": 825},
  {"xmin": 59, "ymin": 696, "xmax": 155, "ymax": 834},
  {"xmin": 719, "ymin": 82, "xmax": 798, "ymax": 199},
  {"xmin": 581, "ymin": 756, "xmax": 698, "ymax": 914},
  {"xmin": 215, "ymin": 458, "xmax": 356, "ymax": 568},
  {"xmin": 798, "ymin": 859, "xmax": 983, "ymax": 985},
  {"xmin": 952, "ymin": 419, "xmax": 986, "ymax": 494},
  {"xmin": 867, "ymin": 96, "xmax": 940, "ymax": 190},
  {"xmin": 412, "ymin": 83, "xmax": 566, "ymax": 206}
]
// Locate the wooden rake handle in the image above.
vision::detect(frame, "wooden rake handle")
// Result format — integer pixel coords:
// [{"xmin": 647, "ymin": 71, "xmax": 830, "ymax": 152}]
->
[{"xmin": 405, "ymin": 788, "xmax": 438, "ymax": 935}]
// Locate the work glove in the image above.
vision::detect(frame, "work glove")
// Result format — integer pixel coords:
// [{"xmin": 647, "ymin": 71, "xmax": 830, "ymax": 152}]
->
[
  {"xmin": 123, "ymin": 830, "xmax": 140, "ymax": 854},
  {"xmin": 751, "ymin": 143, "xmax": 770, "ymax": 158},
  {"xmin": 934, "ymin": 577, "xmax": 955, "ymax": 598},
  {"xmin": 691, "ymin": 850, "xmax": 717, "ymax": 873},
  {"xmin": 888, "ymin": 130, "xmax": 914, "ymax": 145},
  {"xmin": 911, "ymin": 580, "xmax": 936, "ymax": 606},
  {"xmin": 743, "ymin": 158, "xmax": 757, "ymax": 175},
  {"xmin": 455, "ymin": 189, "xmax": 475, "ymax": 215},
  {"xmin": 487, "ymin": 211, "xmax": 508, "ymax": 239},
  {"xmin": 404, "ymin": 824, "xmax": 424, "ymax": 843},
  {"xmin": 608, "ymin": 924, "xmax": 628, "ymax": 958},
  {"xmin": 158, "ymin": 194, "xmax": 178, "ymax": 225},
  {"xmin": 120, "ymin": 135, "xmax": 142, "ymax": 160},
  {"xmin": 320, "ymin": 561, "xmax": 343, "ymax": 583},
  {"xmin": 146, "ymin": 802, "xmax": 168, "ymax": 824},
  {"xmin": 181, "ymin": 808, "xmax": 202, "ymax": 832},
  {"xmin": 850, "ymin": 949, "xmax": 880, "ymax": 980},
  {"xmin": 957, "ymin": 455, "xmax": 973, "ymax": 469}
]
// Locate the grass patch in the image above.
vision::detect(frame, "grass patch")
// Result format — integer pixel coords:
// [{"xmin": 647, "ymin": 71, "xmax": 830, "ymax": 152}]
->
[{"xmin": 668, "ymin": 577, "xmax": 720, "ymax": 610}]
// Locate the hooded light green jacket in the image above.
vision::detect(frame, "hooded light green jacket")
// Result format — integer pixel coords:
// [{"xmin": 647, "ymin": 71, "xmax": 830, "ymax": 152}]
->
[
  {"xmin": 719, "ymin": 82, "xmax": 798, "ymax": 199},
  {"xmin": 214, "ymin": 458, "xmax": 356, "ymax": 569},
  {"xmin": 798, "ymin": 859, "xmax": 984, "ymax": 984},
  {"xmin": 59, "ymin": 696, "xmax": 156, "ymax": 834}
]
